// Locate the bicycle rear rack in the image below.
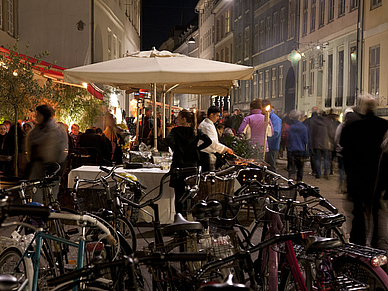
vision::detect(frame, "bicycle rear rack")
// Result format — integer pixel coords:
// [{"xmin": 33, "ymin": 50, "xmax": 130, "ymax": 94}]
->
[{"xmin": 336, "ymin": 243, "xmax": 386, "ymax": 258}]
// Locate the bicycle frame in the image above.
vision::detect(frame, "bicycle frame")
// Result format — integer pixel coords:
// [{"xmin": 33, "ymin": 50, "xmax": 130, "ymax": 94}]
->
[{"xmin": 1, "ymin": 212, "xmax": 113, "ymax": 291}]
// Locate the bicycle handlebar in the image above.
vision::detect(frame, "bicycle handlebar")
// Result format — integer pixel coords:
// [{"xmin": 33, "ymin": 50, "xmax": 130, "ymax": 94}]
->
[{"xmin": 99, "ymin": 165, "xmax": 147, "ymax": 189}]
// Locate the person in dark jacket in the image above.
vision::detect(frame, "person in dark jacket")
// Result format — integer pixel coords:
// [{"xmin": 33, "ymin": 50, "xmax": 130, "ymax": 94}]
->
[
  {"xmin": 340, "ymin": 94, "xmax": 388, "ymax": 246},
  {"xmin": 78, "ymin": 128, "xmax": 112, "ymax": 165},
  {"xmin": 165, "ymin": 109, "xmax": 212, "ymax": 215},
  {"xmin": 303, "ymin": 107, "xmax": 318, "ymax": 175},
  {"xmin": 309, "ymin": 112, "xmax": 333, "ymax": 179},
  {"xmin": 287, "ymin": 110, "xmax": 308, "ymax": 182}
]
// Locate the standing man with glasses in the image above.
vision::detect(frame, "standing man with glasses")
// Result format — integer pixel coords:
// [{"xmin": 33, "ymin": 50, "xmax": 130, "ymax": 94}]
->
[{"xmin": 198, "ymin": 106, "xmax": 234, "ymax": 172}]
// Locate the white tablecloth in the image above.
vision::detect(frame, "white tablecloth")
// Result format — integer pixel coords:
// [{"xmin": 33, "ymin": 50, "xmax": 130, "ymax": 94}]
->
[{"xmin": 67, "ymin": 166, "xmax": 175, "ymax": 224}]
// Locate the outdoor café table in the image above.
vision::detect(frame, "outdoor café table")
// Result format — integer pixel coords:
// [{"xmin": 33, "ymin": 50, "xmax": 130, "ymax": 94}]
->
[{"xmin": 67, "ymin": 165, "xmax": 175, "ymax": 224}]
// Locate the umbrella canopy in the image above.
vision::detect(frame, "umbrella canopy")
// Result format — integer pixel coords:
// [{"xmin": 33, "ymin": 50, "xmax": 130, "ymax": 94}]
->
[{"xmin": 64, "ymin": 49, "xmax": 254, "ymax": 96}]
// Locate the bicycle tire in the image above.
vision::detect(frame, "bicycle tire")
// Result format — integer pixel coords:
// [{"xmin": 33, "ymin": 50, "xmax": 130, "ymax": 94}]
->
[
  {"xmin": 116, "ymin": 216, "xmax": 137, "ymax": 253},
  {"xmin": 0, "ymin": 247, "xmax": 32, "ymax": 290},
  {"xmin": 332, "ymin": 256, "xmax": 388, "ymax": 291},
  {"xmin": 279, "ymin": 258, "xmax": 311, "ymax": 291}
]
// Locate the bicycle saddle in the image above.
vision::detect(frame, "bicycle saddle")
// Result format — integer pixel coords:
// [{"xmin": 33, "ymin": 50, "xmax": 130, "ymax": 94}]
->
[
  {"xmin": 192, "ymin": 200, "xmax": 223, "ymax": 219},
  {"xmin": 305, "ymin": 236, "xmax": 343, "ymax": 254},
  {"xmin": 0, "ymin": 274, "xmax": 18, "ymax": 291},
  {"xmin": 314, "ymin": 213, "xmax": 346, "ymax": 227},
  {"xmin": 197, "ymin": 274, "xmax": 250, "ymax": 290},
  {"xmin": 162, "ymin": 213, "xmax": 203, "ymax": 236}
]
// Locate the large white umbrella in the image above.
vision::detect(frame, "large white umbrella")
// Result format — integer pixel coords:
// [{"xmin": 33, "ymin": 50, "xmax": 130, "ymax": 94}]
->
[{"xmin": 64, "ymin": 49, "xmax": 254, "ymax": 147}]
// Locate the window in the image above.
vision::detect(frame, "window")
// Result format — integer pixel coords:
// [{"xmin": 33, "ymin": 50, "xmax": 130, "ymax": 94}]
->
[
  {"xmin": 266, "ymin": 16, "xmax": 271, "ymax": 48},
  {"xmin": 280, "ymin": 8, "xmax": 285, "ymax": 41},
  {"xmin": 259, "ymin": 20, "xmax": 265, "ymax": 51},
  {"xmin": 311, "ymin": 0, "xmax": 316, "ymax": 32},
  {"xmin": 329, "ymin": 0, "xmax": 335, "ymax": 21},
  {"xmin": 369, "ymin": 45, "xmax": 380, "ymax": 97},
  {"xmin": 217, "ymin": 20, "xmax": 221, "ymax": 42},
  {"xmin": 303, "ymin": 0, "xmax": 308, "ymax": 35},
  {"xmin": 265, "ymin": 70, "xmax": 270, "ymax": 99},
  {"xmin": 371, "ymin": 0, "xmax": 381, "ymax": 9},
  {"xmin": 279, "ymin": 65, "xmax": 284, "ymax": 97},
  {"xmin": 309, "ymin": 57, "xmax": 315, "ymax": 95},
  {"xmin": 337, "ymin": 50, "xmax": 344, "ymax": 105},
  {"xmin": 244, "ymin": 26, "xmax": 250, "ymax": 59},
  {"xmin": 230, "ymin": 44, "xmax": 233, "ymax": 62},
  {"xmin": 349, "ymin": 46, "xmax": 357, "ymax": 105},
  {"xmin": 327, "ymin": 54, "xmax": 333, "ymax": 105},
  {"xmin": 253, "ymin": 72, "xmax": 258, "ymax": 99},
  {"xmin": 7, "ymin": 0, "xmax": 13, "ymax": 35},
  {"xmin": 273, "ymin": 12, "xmax": 278, "ymax": 44},
  {"xmin": 338, "ymin": 0, "xmax": 345, "ymax": 16},
  {"xmin": 221, "ymin": 15, "xmax": 225, "ymax": 38},
  {"xmin": 350, "ymin": 0, "xmax": 358, "ymax": 10},
  {"xmin": 254, "ymin": 24, "xmax": 259, "ymax": 53},
  {"xmin": 245, "ymin": 82, "xmax": 250, "ymax": 102},
  {"xmin": 271, "ymin": 68, "xmax": 277, "ymax": 98},
  {"xmin": 259, "ymin": 71, "xmax": 264, "ymax": 99},
  {"xmin": 108, "ymin": 28, "xmax": 112, "ymax": 59},
  {"xmin": 119, "ymin": 40, "xmax": 122, "ymax": 58},
  {"xmin": 302, "ymin": 60, "xmax": 307, "ymax": 97},
  {"xmin": 113, "ymin": 34, "xmax": 117, "ymax": 58},
  {"xmin": 225, "ymin": 10, "xmax": 231, "ymax": 34},
  {"xmin": 319, "ymin": 0, "xmax": 325, "ymax": 27},
  {"xmin": 225, "ymin": 46, "xmax": 230, "ymax": 63},
  {"xmin": 221, "ymin": 49, "xmax": 225, "ymax": 62},
  {"xmin": 288, "ymin": 0, "xmax": 296, "ymax": 39}
]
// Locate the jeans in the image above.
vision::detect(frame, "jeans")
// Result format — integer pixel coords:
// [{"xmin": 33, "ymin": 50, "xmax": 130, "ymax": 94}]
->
[
  {"xmin": 265, "ymin": 150, "xmax": 278, "ymax": 173},
  {"xmin": 288, "ymin": 152, "xmax": 304, "ymax": 182},
  {"xmin": 314, "ymin": 149, "xmax": 330, "ymax": 178}
]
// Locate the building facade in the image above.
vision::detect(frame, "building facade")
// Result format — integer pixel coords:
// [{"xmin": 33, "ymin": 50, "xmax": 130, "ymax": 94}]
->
[
  {"xmin": 363, "ymin": 0, "xmax": 388, "ymax": 116},
  {"xmin": 17, "ymin": 0, "xmax": 141, "ymax": 123},
  {"xmin": 295, "ymin": 0, "xmax": 359, "ymax": 116},
  {"xmin": 0, "ymin": 0, "xmax": 18, "ymax": 49}
]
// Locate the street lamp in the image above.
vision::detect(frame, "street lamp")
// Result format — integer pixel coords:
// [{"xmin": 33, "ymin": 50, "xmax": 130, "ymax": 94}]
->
[
  {"xmin": 188, "ymin": 37, "xmax": 196, "ymax": 44},
  {"xmin": 288, "ymin": 50, "xmax": 302, "ymax": 110}
]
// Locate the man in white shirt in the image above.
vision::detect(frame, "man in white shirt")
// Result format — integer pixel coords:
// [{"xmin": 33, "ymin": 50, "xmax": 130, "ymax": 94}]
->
[{"xmin": 198, "ymin": 106, "xmax": 234, "ymax": 171}]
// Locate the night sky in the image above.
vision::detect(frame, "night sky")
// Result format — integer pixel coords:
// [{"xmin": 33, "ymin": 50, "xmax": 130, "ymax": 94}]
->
[{"xmin": 141, "ymin": 0, "xmax": 198, "ymax": 50}]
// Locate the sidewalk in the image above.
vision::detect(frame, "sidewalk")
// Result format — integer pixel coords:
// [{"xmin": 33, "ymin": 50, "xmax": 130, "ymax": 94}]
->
[{"xmin": 275, "ymin": 157, "xmax": 353, "ymax": 235}]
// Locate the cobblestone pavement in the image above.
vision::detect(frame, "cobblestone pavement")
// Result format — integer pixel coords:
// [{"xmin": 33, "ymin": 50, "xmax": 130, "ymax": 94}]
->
[{"xmin": 275, "ymin": 156, "xmax": 353, "ymax": 235}]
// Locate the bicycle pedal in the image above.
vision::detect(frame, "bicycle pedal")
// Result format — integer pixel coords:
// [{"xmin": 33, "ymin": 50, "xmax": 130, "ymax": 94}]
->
[{"xmin": 66, "ymin": 228, "xmax": 79, "ymax": 235}]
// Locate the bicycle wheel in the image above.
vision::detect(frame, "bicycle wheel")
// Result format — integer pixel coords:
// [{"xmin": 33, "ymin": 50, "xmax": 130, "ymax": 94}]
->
[
  {"xmin": 333, "ymin": 256, "xmax": 388, "ymax": 291},
  {"xmin": 116, "ymin": 216, "xmax": 137, "ymax": 253},
  {"xmin": 0, "ymin": 247, "xmax": 32, "ymax": 289},
  {"xmin": 279, "ymin": 258, "xmax": 311, "ymax": 291}
]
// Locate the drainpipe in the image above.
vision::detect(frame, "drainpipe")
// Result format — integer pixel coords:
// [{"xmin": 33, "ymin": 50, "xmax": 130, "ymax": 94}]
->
[{"xmin": 91, "ymin": 0, "xmax": 94, "ymax": 64}]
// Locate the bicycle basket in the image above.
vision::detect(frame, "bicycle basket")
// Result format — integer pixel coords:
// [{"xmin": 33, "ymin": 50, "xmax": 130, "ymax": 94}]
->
[{"xmin": 186, "ymin": 168, "xmax": 237, "ymax": 205}]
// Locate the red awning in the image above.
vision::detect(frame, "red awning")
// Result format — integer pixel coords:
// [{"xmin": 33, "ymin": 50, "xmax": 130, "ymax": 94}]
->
[{"xmin": 0, "ymin": 47, "xmax": 103, "ymax": 100}]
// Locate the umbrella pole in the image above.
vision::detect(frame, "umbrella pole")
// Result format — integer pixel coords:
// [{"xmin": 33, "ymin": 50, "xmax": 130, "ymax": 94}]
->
[
  {"xmin": 162, "ymin": 85, "xmax": 166, "ymax": 138},
  {"xmin": 153, "ymin": 83, "xmax": 158, "ymax": 150},
  {"xmin": 169, "ymin": 92, "xmax": 173, "ymax": 123}
]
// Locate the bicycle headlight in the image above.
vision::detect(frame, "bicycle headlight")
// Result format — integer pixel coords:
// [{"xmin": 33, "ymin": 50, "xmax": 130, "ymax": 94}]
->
[{"xmin": 371, "ymin": 255, "xmax": 388, "ymax": 267}]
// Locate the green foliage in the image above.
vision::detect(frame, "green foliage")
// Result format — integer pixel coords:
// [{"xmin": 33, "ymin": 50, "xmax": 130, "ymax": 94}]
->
[
  {"xmin": 0, "ymin": 44, "xmax": 108, "ymax": 130},
  {"xmin": 221, "ymin": 133, "xmax": 264, "ymax": 159}
]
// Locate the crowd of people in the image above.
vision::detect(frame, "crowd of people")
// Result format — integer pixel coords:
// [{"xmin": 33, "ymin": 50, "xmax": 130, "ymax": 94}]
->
[{"xmin": 2, "ymin": 96, "xmax": 388, "ymax": 253}]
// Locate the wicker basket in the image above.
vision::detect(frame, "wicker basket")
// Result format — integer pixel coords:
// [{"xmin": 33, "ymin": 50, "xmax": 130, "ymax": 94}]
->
[{"xmin": 186, "ymin": 167, "xmax": 237, "ymax": 205}]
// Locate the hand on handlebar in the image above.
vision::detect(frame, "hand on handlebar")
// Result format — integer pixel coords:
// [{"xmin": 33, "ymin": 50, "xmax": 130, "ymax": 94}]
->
[{"xmin": 225, "ymin": 147, "xmax": 234, "ymax": 155}]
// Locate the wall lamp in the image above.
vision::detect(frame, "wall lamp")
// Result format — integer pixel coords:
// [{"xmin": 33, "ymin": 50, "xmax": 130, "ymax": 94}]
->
[{"xmin": 188, "ymin": 37, "xmax": 196, "ymax": 44}]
